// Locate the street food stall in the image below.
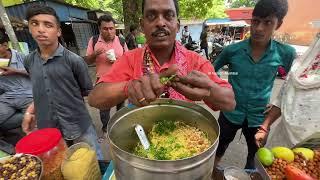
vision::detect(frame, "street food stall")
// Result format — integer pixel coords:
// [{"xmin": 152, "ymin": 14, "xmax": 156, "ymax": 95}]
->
[
  {"xmin": 0, "ymin": 99, "xmax": 319, "ymax": 180},
  {"xmin": 204, "ymin": 18, "xmax": 250, "ymax": 42}
]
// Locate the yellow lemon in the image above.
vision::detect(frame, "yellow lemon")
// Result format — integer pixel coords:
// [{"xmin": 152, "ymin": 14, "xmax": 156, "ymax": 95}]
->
[
  {"xmin": 292, "ymin": 148, "xmax": 314, "ymax": 160},
  {"xmin": 271, "ymin": 147, "xmax": 294, "ymax": 162}
]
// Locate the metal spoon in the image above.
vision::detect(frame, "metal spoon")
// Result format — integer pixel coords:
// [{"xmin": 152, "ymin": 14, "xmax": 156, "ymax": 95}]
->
[{"xmin": 134, "ymin": 124, "xmax": 150, "ymax": 150}]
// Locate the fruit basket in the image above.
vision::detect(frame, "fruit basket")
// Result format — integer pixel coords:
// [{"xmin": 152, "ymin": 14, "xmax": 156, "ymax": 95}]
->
[{"xmin": 255, "ymin": 133, "xmax": 320, "ymax": 180}]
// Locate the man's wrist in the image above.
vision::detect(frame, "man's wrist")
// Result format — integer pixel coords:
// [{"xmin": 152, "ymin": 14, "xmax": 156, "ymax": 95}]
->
[
  {"xmin": 203, "ymin": 81, "xmax": 216, "ymax": 101},
  {"xmin": 259, "ymin": 124, "xmax": 270, "ymax": 133}
]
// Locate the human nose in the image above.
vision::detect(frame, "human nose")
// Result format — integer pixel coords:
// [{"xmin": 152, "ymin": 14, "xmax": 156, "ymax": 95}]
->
[
  {"xmin": 37, "ymin": 23, "xmax": 45, "ymax": 33},
  {"xmin": 255, "ymin": 22, "xmax": 264, "ymax": 32},
  {"xmin": 155, "ymin": 15, "xmax": 166, "ymax": 28}
]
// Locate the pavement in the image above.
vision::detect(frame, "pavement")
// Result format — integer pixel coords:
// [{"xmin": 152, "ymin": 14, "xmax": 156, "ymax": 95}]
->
[{"xmin": 85, "ymin": 65, "xmax": 285, "ymax": 168}]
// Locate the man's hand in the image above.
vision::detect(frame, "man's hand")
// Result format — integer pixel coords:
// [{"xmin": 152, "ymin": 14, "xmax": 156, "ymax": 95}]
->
[
  {"xmin": 171, "ymin": 70, "xmax": 212, "ymax": 101},
  {"xmin": 22, "ymin": 112, "xmax": 36, "ymax": 134},
  {"xmin": 255, "ymin": 127, "xmax": 269, "ymax": 148},
  {"xmin": 0, "ymin": 67, "xmax": 18, "ymax": 76},
  {"xmin": 22, "ymin": 102, "xmax": 36, "ymax": 134},
  {"xmin": 127, "ymin": 65, "xmax": 178, "ymax": 106},
  {"xmin": 94, "ymin": 48, "xmax": 105, "ymax": 56}
]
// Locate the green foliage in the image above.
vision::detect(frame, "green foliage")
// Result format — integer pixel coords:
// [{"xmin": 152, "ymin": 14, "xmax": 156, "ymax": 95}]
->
[
  {"xmin": 230, "ymin": 0, "xmax": 256, "ymax": 8},
  {"xmin": 64, "ymin": 0, "xmax": 226, "ymax": 22},
  {"xmin": 2, "ymin": 0, "xmax": 23, "ymax": 7},
  {"xmin": 179, "ymin": 0, "xmax": 226, "ymax": 19},
  {"xmin": 64, "ymin": 0, "xmax": 123, "ymax": 21},
  {"xmin": 63, "ymin": 0, "xmax": 228, "ymax": 32}
]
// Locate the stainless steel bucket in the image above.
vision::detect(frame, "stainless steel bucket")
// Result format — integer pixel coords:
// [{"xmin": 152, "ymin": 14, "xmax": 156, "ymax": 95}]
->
[{"xmin": 107, "ymin": 99, "xmax": 220, "ymax": 180}]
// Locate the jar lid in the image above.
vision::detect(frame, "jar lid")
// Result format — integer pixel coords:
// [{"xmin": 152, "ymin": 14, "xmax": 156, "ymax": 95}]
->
[{"xmin": 15, "ymin": 128, "xmax": 62, "ymax": 155}]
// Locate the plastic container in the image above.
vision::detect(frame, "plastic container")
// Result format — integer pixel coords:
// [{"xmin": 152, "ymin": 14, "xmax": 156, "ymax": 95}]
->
[
  {"xmin": 223, "ymin": 166, "xmax": 251, "ymax": 180},
  {"xmin": 61, "ymin": 142, "xmax": 101, "ymax": 180},
  {"xmin": 15, "ymin": 128, "xmax": 67, "ymax": 180}
]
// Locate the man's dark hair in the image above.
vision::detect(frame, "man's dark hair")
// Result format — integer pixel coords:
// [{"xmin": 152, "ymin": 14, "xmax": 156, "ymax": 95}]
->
[
  {"xmin": 26, "ymin": 4, "xmax": 60, "ymax": 25},
  {"xmin": 130, "ymin": 24, "xmax": 138, "ymax": 33},
  {"xmin": 253, "ymin": 0, "xmax": 288, "ymax": 21},
  {"xmin": 97, "ymin": 15, "xmax": 116, "ymax": 27},
  {"xmin": 0, "ymin": 32, "xmax": 9, "ymax": 44},
  {"xmin": 142, "ymin": 0, "xmax": 179, "ymax": 17},
  {"xmin": 184, "ymin": 26, "xmax": 188, "ymax": 29}
]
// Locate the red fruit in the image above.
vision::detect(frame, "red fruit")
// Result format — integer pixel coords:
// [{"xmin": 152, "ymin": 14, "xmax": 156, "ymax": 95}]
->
[{"xmin": 285, "ymin": 165, "xmax": 317, "ymax": 180}]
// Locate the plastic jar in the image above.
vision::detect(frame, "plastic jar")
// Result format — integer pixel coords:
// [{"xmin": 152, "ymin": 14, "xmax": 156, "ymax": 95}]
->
[
  {"xmin": 61, "ymin": 142, "xmax": 101, "ymax": 180},
  {"xmin": 15, "ymin": 128, "xmax": 67, "ymax": 180}
]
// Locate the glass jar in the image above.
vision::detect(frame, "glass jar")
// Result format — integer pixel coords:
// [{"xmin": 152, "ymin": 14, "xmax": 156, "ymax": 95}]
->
[{"xmin": 15, "ymin": 128, "xmax": 67, "ymax": 180}]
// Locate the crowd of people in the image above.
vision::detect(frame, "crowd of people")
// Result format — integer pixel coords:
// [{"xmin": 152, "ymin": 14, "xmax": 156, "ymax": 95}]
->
[{"xmin": 0, "ymin": 0, "xmax": 319, "ymax": 173}]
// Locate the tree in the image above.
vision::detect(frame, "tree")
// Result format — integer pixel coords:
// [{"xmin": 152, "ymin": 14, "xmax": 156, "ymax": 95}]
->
[
  {"xmin": 179, "ymin": 0, "xmax": 226, "ymax": 19},
  {"xmin": 64, "ymin": 0, "xmax": 227, "ymax": 32},
  {"xmin": 0, "ymin": 1, "xmax": 20, "ymax": 51},
  {"xmin": 65, "ymin": 0, "xmax": 124, "ymax": 22},
  {"xmin": 230, "ymin": 0, "xmax": 257, "ymax": 8},
  {"xmin": 122, "ymin": 0, "xmax": 141, "ymax": 33}
]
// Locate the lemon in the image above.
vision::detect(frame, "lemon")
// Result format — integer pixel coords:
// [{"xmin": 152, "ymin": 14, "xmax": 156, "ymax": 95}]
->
[
  {"xmin": 292, "ymin": 148, "xmax": 314, "ymax": 160},
  {"xmin": 271, "ymin": 146, "xmax": 294, "ymax": 162}
]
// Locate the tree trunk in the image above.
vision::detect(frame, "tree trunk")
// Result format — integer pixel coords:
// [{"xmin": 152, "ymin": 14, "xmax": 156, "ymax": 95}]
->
[
  {"xmin": 0, "ymin": 1, "xmax": 21, "ymax": 52},
  {"xmin": 122, "ymin": 0, "xmax": 142, "ymax": 33}
]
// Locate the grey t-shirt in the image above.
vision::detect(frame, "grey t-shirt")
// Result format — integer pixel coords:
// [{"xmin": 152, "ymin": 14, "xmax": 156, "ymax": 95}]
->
[
  {"xmin": 24, "ymin": 44, "xmax": 93, "ymax": 140},
  {"xmin": 0, "ymin": 49, "xmax": 32, "ymax": 99}
]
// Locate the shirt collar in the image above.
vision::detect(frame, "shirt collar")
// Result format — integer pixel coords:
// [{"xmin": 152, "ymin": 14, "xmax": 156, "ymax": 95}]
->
[
  {"xmin": 244, "ymin": 38, "xmax": 275, "ymax": 53},
  {"xmin": 145, "ymin": 41, "xmax": 184, "ymax": 68},
  {"xmin": 36, "ymin": 43, "xmax": 64, "ymax": 60},
  {"xmin": 98, "ymin": 35, "xmax": 116, "ymax": 43}
]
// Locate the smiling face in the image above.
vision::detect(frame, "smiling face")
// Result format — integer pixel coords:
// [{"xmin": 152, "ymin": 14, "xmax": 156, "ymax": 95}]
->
[
  {"xmin": 141, "ymin": 0, "xmax": 180, "ymax": 49},
  {"xmin": 250, "ymin": 15, "xmax": 281, "ymax": 44},
  {"xmin": 28, "ymin": 14, "xmax": 61, "ymax": 47}
]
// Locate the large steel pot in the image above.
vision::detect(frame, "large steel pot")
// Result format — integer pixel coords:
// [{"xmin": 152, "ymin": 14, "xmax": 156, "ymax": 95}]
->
[{"xmin": 107, "ymin": 99, "xmax": 220, "ymax": 180}]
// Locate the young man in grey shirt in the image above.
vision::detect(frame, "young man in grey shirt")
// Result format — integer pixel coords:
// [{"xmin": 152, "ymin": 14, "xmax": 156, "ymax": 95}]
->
[
  {"xmin": 0, "ymin": 33, "xmax": 32, "ymax": 154},
  {"xmin": 22, "ymin": 5, "xmax": 102, "ymax": 159}
]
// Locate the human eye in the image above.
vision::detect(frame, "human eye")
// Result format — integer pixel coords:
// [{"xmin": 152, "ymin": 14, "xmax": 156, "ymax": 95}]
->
[
  {"xmin": 264, "ymin": 20, "xmax": 272, "ymax": 26},
  {"xmin": 146, "ymin": 12, "xmax": 156, "ymax": 21},
  {"xmin": 165, "ymin": 11, "xmax": 175, "ymax": 20},
  {"xmin": 45, "ymin": 23, "xmax": 54, "ymax": 28},
  {"xmin": 30, "ymin": 21, "xmax": 38, "ymax": 26}
]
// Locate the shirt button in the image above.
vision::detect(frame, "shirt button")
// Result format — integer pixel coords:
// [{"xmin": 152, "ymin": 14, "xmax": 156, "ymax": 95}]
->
[
  {"xmin": 46, "ymin": 89, "xmax": 50, "ymax": 92},
  {"xmin": 44, "ymin": 76, "xmax": 47, "ymax": 79}
]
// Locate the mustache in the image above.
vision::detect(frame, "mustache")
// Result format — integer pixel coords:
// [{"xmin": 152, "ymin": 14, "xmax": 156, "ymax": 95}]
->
[{"xmin": 151, "ymin": 28, "xmax": 170, "ymax": 36}]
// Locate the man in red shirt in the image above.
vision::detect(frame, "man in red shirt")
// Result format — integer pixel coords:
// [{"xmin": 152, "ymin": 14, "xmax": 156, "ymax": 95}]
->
[
  {"xmin": 85, "ymin": 15, "xmax": 128, "ymax": 132},
  {"xmin": 88, "ymin": 0, "xmax": 235, "ymax": 112}
]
